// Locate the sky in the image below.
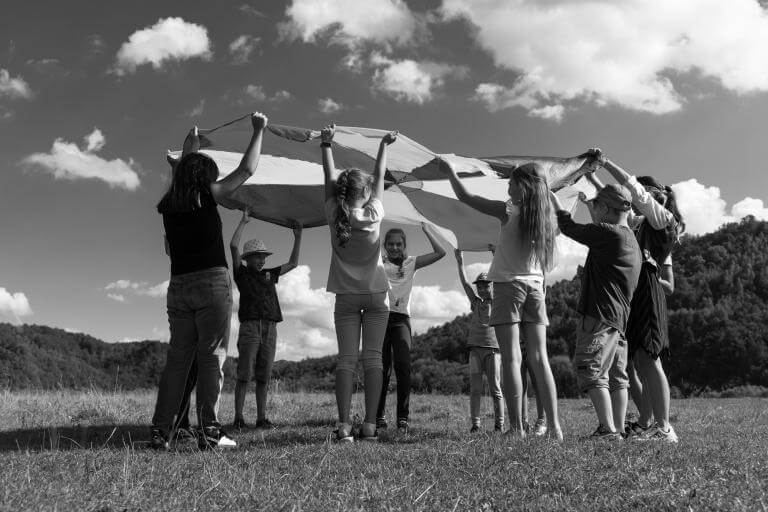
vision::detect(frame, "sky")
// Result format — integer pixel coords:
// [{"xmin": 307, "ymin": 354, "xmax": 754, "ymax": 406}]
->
[{"xmin": 2, "ymin": 0, "xmax": 768, "ymax": 360}]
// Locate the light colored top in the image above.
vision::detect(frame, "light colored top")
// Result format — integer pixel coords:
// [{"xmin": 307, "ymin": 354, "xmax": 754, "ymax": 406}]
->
[
  {"xmin": 325, "ymin": 198, "xmax": 389, "ymax": 294},
  {"xmin": 625, "ymin": 176, "xmax": 675, "ymax": 231},
  {"xmin": 384, "ymin": 256, "xmax": 417, "ymax": 316},
  {"xmin": 487, "ymin": 201, "xmax": 544, "ymax": 283},
  {"xmin": 467, "ymin": 298, "xmax": 498, "ymax": 349}
]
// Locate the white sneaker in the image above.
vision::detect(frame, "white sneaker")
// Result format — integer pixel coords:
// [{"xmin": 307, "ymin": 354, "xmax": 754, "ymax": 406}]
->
[
  {"xmin": 334, "ymin": 423, "xmax": 354, "ymax": 443},
  {"xmin": 638, "ymin": 423, "xmax": 679, "ymax": 443},
  {"xmin": 532, "ymin": 418, "xmax": 548, "ymax": 437},
  {"xmin": 198, "ymin": 427, "xmax": 237, "ymax": 450}
]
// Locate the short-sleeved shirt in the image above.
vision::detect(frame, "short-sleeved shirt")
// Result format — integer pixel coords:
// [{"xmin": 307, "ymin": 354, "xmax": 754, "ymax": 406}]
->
[
  {"xmin": 467, "ymin": 298, "xmax": 499, "ymax": 349},
  {"xmin": 488, "ymin": 201, "xmax": 544, "ymax": 283},
  {"xmin": 325, "ymin": 197, "xmax": 389, "ymax": 294},
  {"xmin": 162, "ymin": 197, "xmax": 227, "ymax": 276},
  {"xmin": 384, "ymin": 256, "xmax": 417, "ymax": 316},
  {"xmin": 557, "ymin": 211, "xmax": 642, "ymax": 333},
  {"xmin": 234, "ymin": 264, "xmax": 283, "ymax": 323}
]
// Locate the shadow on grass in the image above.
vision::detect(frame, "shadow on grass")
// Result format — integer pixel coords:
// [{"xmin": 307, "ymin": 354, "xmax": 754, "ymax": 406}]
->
[{"xmin": 0, "ymin": 423, "xmax": 151, "ymax": 452}]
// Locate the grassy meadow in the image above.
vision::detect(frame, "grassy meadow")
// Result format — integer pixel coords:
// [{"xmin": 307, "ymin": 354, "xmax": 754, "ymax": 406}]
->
[{"xmin": 0, "ymin": 390, "xmax": 766, "ymax": 511}]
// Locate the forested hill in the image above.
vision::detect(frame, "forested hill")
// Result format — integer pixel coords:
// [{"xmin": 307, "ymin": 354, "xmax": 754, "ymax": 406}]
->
[{"xmin": 2, "ymin": 216, "xmax": 768, "ymax": 396}]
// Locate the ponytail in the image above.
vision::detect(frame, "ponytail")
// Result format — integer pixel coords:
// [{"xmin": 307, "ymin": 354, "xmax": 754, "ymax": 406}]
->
[
  {"xmin": 663, "ymin": 185, "xmax": 686, "ymax": 235},
  {"xmin": 333, "ymin": 169, "xmax": 371, "ymax": 248}
]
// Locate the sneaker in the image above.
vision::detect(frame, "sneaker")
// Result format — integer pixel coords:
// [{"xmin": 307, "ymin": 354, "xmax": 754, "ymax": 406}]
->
[
  {"xmin": 198, "ymin": 426, "xmax": 237, "ymax": 450},
  {"xmin": 470, "ymin": 425, "xmax": 481, "ymax": 433},
  {"xmin": 359, "ymin": 422, "xmax": 379, "ymax": 442},
  {"xmin": 589, "ymin": 424, "xmax": 622, "ymax": 441},
  {"xmin": 171, "ymin": 427, "xmax": 196, "ymax": 442},
  {"xmin": 254, "ymin": 418, "xmax": 276, "ymax": 429},
  {"xmin": 396, "ymin": 419, "xmax": 409, "ymax": 434},
  {"xmin": 625, "ymin": 421, "xmax": 652, "ymax": 439},
  {"xmin": 637, "ymin": 423, "xmax": 679, "ymax": 443},
  {"xmin": 532, "ymin": 418, "xmax": 548, "ymax": 437},
  {"xmin": 150, "ymin": 427, "xmax": 169, "ymax": 451},
  {"xmin": 376, "ymin": 417, "xmax": 388, "ymax": 430},
  {"xmin": 334, "ymin": 423, "xmax": 354, "ymax": 443},
  {"xmin": 232, "ymin": 417, "xmax": 247, "ymax": 429}
]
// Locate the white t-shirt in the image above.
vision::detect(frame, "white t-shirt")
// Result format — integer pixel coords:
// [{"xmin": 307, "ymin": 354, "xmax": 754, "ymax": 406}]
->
[
  {"xmin": 325, "ymin": 197, "xmax": 389, "ymax": 294},
  {"xmin": 384, "ymin": 256, "xmax": 417, "ymax": 316},
  {"xmin": 487, "ymin": 201, "xmax": 544, "ymax": 283}
]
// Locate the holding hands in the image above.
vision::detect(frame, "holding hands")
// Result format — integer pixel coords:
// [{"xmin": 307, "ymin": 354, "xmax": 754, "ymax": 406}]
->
[{"xmin": 321, "ymin": 124, "xmax": 335, "ymax": 144}]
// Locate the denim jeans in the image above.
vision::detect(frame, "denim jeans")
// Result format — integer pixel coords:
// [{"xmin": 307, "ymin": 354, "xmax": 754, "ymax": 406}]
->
[
  {"xmin": 377, "ymin": 312, "xmax": 412, "ymax": 421},
  {"xmin": 469, "ymin": 347, "xmax": 504, "ymax": 429},
  {"xmin": 152, "ymin": 267, "xmax": 232, "ymax": 431}
]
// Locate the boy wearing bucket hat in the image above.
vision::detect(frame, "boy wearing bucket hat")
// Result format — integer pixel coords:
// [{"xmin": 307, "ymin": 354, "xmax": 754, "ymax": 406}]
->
[
  {"xmin": 551, "ymin": 180, "xmax": 641, "ymax": 440},
  {"xmin": 455, "ymin": 249, "xmax": 504, "ymax": 433},
  {"xmin": 230, "ymin": 209, "xmax": 302, "ymax": 429}
]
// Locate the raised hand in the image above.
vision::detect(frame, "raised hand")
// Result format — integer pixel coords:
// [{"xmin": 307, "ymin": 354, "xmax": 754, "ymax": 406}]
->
[
  {"xmin": 382, "ymin": 131, "xmax": 398, "ymax": 145},
  {"xmin": 182, "ymin": 126, "xmax": 200, "ymax": 156},
  {"xmin": 251, "ymin": 112, "xmax": 268, "ymax": 132},
  {"xmin": 240, "ymin": 208, "xmax": 251, "ymax": 224},
  {"xmin": 321, "ymin": 124, "xmax": 335, "ymax": 144}
]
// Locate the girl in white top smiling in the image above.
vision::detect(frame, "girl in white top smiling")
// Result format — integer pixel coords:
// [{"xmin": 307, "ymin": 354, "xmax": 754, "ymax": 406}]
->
[
  {"xmin": 376, "ymin": 223, "xmax": 446, "ymax": 433},
  {"xmin": 321, "ymin": 124, "xmax": 397, "ymax": 442},
  {"xmin": 443, "ymin": 159, "xmax": 563, "ymax": 440}
]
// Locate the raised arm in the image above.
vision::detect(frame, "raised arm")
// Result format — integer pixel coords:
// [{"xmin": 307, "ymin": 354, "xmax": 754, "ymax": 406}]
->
[
  {"xmin": 658, "ymin": 263, "xmax": 674, "ymax": 295},
  {"xmin": 321, "ymin": 124, "xmax": 341, "ymax": 201},
  {"xmin": 372, "ymin": 131, "xmax": 397, "ymax": 201},
  {"xmin": 454, "ymin": 249, "xmax": 478, "ymax": 303},
  {"xmin": 210, "ymin": 112, "xmax": 268, "ymax": 203},
  {"xmin": 279, "ymin": 222, "xmax": 303, "ymax": 275},
  {"xmin": 552, "ymin": 192, "xmax": 604, "ymax": 247},
  {"xmin": 229, "ymin": 209, "xmax": 250, "ymax": 267},
  {"xmin": 440, "ymin": 157, "xmax": 506, "ymax": 221},
  {"xmin": 414, "ymin": 223, "xmax": 446, "ymax": 270}
]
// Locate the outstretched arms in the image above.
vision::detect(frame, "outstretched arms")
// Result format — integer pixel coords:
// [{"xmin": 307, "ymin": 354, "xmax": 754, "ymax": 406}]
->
[
  {"xmin": 229, "ymin": 208, "xmax": 250, "ymax": 267},
  {"xmin": 279, "ymin": 222, "xmax": 303, "ymax": 275},
  {"xmin": 454, "ymin": 249, "xmax": 478, "ymax": 303},
  {"xmin": 211, "ymin": 112, "xmax": 268, "ymax": 203},
  {"xmin": 320, "ymin": 124, "xmax": 340, "ymax": 202},
  {"xmin": 440, "ymin": 157, "xmax": 506, "ymax": 221},
  {"xmin": 372, "ymin": 131, "xmax": 397, "ymax": 201},
  {"xmin": 414, "ymin": 223, "xmax": 446, "ymax": 270}
]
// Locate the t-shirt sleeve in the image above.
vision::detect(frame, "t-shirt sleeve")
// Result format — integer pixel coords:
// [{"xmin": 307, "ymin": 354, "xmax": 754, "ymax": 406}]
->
[
  {"xmin": 233, "ymin": 263, "xmax": 245, "ymax": 287},
  {"xmin": 556, "ymin": 211, "xmax": 606, "ymax": 248},
  {"xmin": 364, "ymin": 198, "xmax": 384, "ymax": 223},
  {"xmin": 267, "ymin": 266, "xmax": 282, "ymax": 283},
  {"xmin": 624, "ymin": 176, "xmax": 674, "ymax": 230}
]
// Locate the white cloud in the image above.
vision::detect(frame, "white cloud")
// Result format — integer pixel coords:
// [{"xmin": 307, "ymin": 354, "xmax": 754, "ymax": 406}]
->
[
  {"xmin": 187, "ymin": 99, "xmax": 205, "ymax": 117},
  {"xmin": 279, "ymin": 0, "xmax": 418, "ymax": 48},
  {"xmin": 443, "ymin": 0, "xmax": 768, "ymax": 118},
  {"xmin": 318, "ymin": 97, "xmax": 343, "ymax": 114},
  {"xmin": 107, "ymin": 294, "xmax": 126, "ymax": 303},
  {"xmin": 550, "ymin": 235, "xmax": 589, "ymax": 283},
  {"xmin": 0, "ymin": 287, "xmax": 32, "ymax": 324},
  {"xmin": 276, "ymin": 324, "xmax": 337, "ymax": 361},
  {"xmin": 276, "ymin": 265, "xmax": 334, "ymax": 331},
  {"xmin": 114, "ymin": 17, "xmax": 212, "ymax": 74},
  {"xmin": 272, "ymin": 90, "xmax": 292, "ymax": 101},
  {"xmin": 105, "ymin": 279, "xmax": 169, "ymax": 299},
  {"xmin": 0, "ymin": 69, "xmax": 33, "ymax": 99},
  {"xmin": 229, "ymin": 35, "xmax": 260, "ymax": 64},
  {"xmin": 239, "ymin": 4, "xmax": 267, "ymax": 17},
  {"xmin": 465, "ymin": 262, "xmax": 490, "ymax": 284},
  {"xmin": 410, "ymin": 285, "xmax": 470, "ymax": 333},
  {"xmin": 672, "ymin": 179, "xmax": 768, "ymax": 235},
  {"xmin": 371, "ymin": 54, "xmax": 465, "ymax": 104},
  {"xmin": 243, "ymin": 85, "xmax": 292, "ymax": 103},
  {"xmin": 22, "ymin": 128, "xmax": 140, "ymax": 190}
]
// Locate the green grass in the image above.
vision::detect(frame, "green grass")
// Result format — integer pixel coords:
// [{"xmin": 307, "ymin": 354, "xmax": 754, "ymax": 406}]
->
[{"xmin": 0, "ymin": 391, "xmax": 766, "ymax": 511}]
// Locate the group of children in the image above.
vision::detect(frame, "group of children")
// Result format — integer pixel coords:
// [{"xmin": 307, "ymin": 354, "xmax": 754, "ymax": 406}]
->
[{"xmin": 152, "ymin": 112, "xmax": 683, "ymax": 450}]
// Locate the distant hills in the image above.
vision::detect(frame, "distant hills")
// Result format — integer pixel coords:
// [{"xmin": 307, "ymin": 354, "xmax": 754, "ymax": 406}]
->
[{"xmin": 3, "ymin": 216, "xmax": 768, "ymax": 397}]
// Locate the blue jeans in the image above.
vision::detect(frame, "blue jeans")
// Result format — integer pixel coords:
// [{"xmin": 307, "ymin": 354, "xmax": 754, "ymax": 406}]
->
[{"xmin": 152, "ymin": 267, "xmax": 232, "ymax": 431}]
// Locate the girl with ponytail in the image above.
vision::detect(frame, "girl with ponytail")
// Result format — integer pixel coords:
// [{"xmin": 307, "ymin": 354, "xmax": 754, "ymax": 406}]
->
[
  {"xmin": 442, "ymin": 158, "xmax": 563, "ymax": 441},
  {"xmin": 320, "ymin": 123, "xmax": 397, "ymax": 442},
  {"xmin": 593, "ymin": 150, "xmax": 683, "ymax": 443}
]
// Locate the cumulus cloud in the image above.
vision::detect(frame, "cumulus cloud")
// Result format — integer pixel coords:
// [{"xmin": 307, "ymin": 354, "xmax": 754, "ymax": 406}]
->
[
  {"xmin": 107, "ymin": 293, "xmax": 126, "ymax": 303},
  {"xmin": 371, "ymin": 53, "xmax": 466, "ymax": 104},
  {"xmin": 187, "ymin": 99, "xmax": 205, "ymax": 117},
  {"xmin": 672, "ymin": 179, "xmax": 768, "ymax": 235},
  {"xmin": 0, "ymin": 287, "xmax": 33, "ymax": 324},
  {"xmin": 443, "ymin": 0, "xmax": 768, "ymax": 119},
  {"xmin": 229, "ymin": 35, "xmax": 260, "ymax": 64},
  {"xmin": 0, "ymin": 69, "xmax": 33, "ymax": 99},
  {"xmin": 105, "ymin": 279, "xmax": 169, "ymax": 299},
  {"xmin": 243, "ymin": 85, "xmax": 292, "ymax": 103},
  {"xmin": 279, "ymin": 0, "xmax": 418, "ymax": 48},
  {"xmin": 318, "ymin": 97, "xmax": 343, "ymax": 114},
  {"xmin": 276, "ymin": 265, "xmax": 334, "ymax": 331},
  {"xmin": 114, "ymin": 17, "xmax": 212, "ymax": 74},
  {"xmin": 22, "ymin": 128, "xmax": 140, "ymax": 190},
  {"xmin": 276, "ymin": 323, "xmax": 337, "ymax": 361},
  {"xmin": 410, "ymin": 285, "xmax": 470, "ymax": 333}
]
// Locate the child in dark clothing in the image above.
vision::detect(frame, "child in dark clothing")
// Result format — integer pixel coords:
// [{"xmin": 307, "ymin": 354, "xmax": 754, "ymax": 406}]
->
[{"xmin": 551, "ymin": 182, "xmax": 642, "ymax": 440}]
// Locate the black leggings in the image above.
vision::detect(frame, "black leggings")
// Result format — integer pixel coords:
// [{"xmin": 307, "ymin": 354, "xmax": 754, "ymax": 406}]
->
[{"xmin": 377, "ymin": 313, "xmax": 412, "ymax": 421}]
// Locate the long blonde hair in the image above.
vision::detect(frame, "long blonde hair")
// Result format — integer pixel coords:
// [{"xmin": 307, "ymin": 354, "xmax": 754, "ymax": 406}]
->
[
  {"xmin": 512, "ymin": 163, "xmax": 556, "ymax": 272},
  {"xmin": 334, "ymin": 169, "xmax": 372, "ymax": 247}
]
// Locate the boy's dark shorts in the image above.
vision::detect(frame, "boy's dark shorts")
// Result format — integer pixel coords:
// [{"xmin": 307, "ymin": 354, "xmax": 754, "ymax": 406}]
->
[
  {"xmin": 236, "ymin": 319, "xmax": 277, "ymax": 384},
  {"xmin": 573, "ymin": 315, "xmax": 628, "ymax": 393}
]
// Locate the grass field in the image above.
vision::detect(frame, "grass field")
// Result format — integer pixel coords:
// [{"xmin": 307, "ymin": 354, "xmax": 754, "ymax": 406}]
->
[{"xmin": 0, "ymin": 390, "xmax": 766, "ymax": 511}]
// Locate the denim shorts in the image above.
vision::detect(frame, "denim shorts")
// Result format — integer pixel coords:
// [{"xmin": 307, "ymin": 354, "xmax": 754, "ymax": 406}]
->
[
  {"xmin": 574, "ymin": 315, "xmax": 629, "ymax": 393},
  {"xmin": 489, "ymin": 279, "xmax": 549, "ymax": 326},
  {"xmin": 236, "ymin": 320, "xmax": 278, "ymax": 383}
]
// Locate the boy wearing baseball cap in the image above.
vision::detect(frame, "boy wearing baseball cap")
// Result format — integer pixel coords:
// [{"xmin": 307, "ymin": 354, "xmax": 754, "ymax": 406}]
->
[
  {"xmin": 550, "ymin": 181, "xmax": 641, "ymax": 440},
  {"xmin": 455, "ymin": 249, "xmax": 504, "ymax": 433},
  {"xmin": 230, "ymin": 209, "xmax": 302, "ymax": 429}
]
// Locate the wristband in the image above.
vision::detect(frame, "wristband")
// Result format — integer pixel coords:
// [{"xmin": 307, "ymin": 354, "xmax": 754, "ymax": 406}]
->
[{"xmin": 321, "ymin": 142, "xmax": 332, "ymax": 148}]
